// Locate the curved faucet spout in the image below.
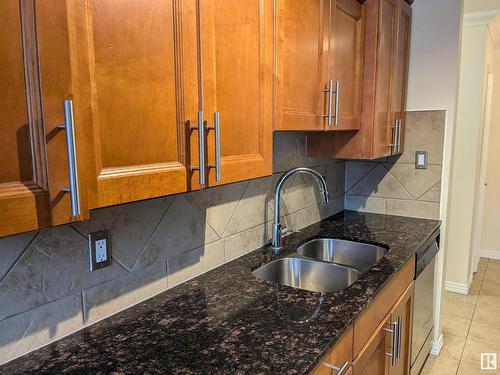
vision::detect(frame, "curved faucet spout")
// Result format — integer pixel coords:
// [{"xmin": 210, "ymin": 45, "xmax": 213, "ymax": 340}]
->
[{"xmin": 272, "ymin": 167, "xmax": 330, "ymax": 254}]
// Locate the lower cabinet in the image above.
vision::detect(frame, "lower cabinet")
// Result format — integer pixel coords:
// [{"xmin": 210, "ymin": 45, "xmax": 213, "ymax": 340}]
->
[{"xmin": 312, "ymin": 257, "xmax": 415, "ymax": 375}]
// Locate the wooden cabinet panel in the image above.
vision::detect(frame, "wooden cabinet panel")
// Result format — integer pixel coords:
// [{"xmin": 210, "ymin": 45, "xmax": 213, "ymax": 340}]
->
[
  {"xmin": 390, "ymin": 0, "xmax": 412, "ymax": 156},
  {"xmin": 64, "ymin": 0, "xmax": 188, "ymax": 208},
  {"xmin": 275, "ymin": 0, "xmax": 328, "ymax": 131},
  {"xmin": 200, "ymin": 0, "xmax": 273, "ymax": 186},
  {"xmin": 352, "ymin": 316, "xmax": 391, "ymax": 375},
  {"xmin": 307, "ymin": 0, "xmax": 411, "ymax": 160},
  {"xmin": 312, "ymin": 326, "xmax": 353, "ymax": 375},
  {"xmin": 389, "ymin": 283, "xmax": 414, "ymax": 375},
  {"xmin": 327, "ymin": 0, "xmax": 364, "ymax": 131}
]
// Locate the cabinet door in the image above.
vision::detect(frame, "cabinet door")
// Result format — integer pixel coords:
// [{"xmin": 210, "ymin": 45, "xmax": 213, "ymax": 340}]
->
[
  {"xmin": 200, "ymin": 0, "xmax": 273, "ymax": 186},
  {"xmin": 389, "ymin": 282, "xmax": 414, "ymax": 375},
  {"xmin": 67, "ymin": 0, "xmax": 189, "ymax": 208},
  {"xmin": 326, "ymin": 0, "xmax": 364, "ymax": 131},
  {"xmin": 275, "ymin": 0, "xmax": 329, "ymax": 131},
  {"xmin": 390, "ymin": 0, "xmax": 411, "ymax": 156},
  {"xmin": 352, "ymin": 316, "xmax": 391, "ymax": 375},
  {"xmin": 0, "ymin": 0, "xmax": 50, "ymax": 236},
  {"xmin": 312, "ymin": 327, "xmax": 353, "ymax": 375},
  {"xmin": 371, "ymin": 0, "xmax": 399, "ymax": 159}
]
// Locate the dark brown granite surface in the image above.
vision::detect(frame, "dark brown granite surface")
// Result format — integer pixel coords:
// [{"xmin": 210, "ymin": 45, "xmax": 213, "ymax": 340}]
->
[{"xmin": 0, "ymin": 210, "xmax": 440, "ymax": 375}]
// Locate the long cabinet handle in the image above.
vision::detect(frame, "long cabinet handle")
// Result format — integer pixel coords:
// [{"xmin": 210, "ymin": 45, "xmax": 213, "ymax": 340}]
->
[
  {"xmin": 323, "ymin": 361, "xmax": 350, "ymax": 375},
  {"xmin": 334, "ymin": 80, "xmax": 340, "ymax": 127},
  {"xmin": 198, "ymin": 111, "xmax": 205, "ymax": 187},
  {"xmin": 57, "ymin": 100, "xmax": 81, "ymax": 217},
  {"xmin": 396, "ymin": 119, "xmax": 402, "ymax": 153},
  {"xmin": 396, "ymin": 315, "xmax": 402, "ymax": 359},
  {"xmin": 390, "ymin": 120, "xmax": 398, "ymax": 155},
  {"xmin": 214, "ymin": 112, "xmax": 221, "ymax": 182},
  {"xmin": 384, "ymin": 321, "xmax": 398, "ymax": 366},
  {"xmin": 323, "ymin": 80, "xmax": 333, "ymax": 127}
]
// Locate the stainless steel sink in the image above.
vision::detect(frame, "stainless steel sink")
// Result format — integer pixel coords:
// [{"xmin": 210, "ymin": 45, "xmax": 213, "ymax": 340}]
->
[
  {"xmin": 252, "ymin": 257, "xmax": 359, "ymax": 293},
  {"xmin": 296, "ymin": 238, "xmax": 387, "ymax": 274}
]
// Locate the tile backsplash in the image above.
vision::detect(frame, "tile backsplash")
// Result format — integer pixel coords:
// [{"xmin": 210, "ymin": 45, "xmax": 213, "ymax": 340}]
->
[
  {"xmin": 345, "ymin": 111, "xmax": 445, "ymax": 219},
  {"xmin": 0, "ymin": 111, "xmax": 444, "ymax": 365},
  {"xmin": 0, "ymin": 132, "xmax": 345, "ymax": 365}
]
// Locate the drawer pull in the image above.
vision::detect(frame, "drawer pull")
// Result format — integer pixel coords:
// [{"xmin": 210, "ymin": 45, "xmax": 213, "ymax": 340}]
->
[{"xmin": 323, "ymin": 361, "xmax": 349, "ymax": 375}]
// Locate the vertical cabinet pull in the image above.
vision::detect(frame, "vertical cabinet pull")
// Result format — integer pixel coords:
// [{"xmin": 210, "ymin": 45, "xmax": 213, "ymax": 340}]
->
[
  {"xmin": 396, "ymin": 315, "xmax": 402, "ymax": 359},
  {"xmin": 384, "ymin": 320, "xmax": 399, "ymax": 366},
  {"xmin": 323, "ymin": 361, "xmax": 350, "ymax": 375},
  {"xmin": 334, "ymin": 80, "xmax": 340, "ymax": 127},
  {"xmin": 213, "ymin": 112, "xmax": 221, "ymax": 182},
  {"xmin": 57, "ymin": 99, "xmax": 81, "ymax": 217},
  {"xmin": 197, "ymin": 111, "xmax": 205, "ymax": 187},
  {"xmin": 190, "ymin": 111, "xmax": 206, "ymax": 187},
  {"xmin": 396, "ymin": 119, "xmax": 402, "ymax": 153},
  {"xmin": 324, "ymin": 80, "xmax": 334, "ymax": 127}
]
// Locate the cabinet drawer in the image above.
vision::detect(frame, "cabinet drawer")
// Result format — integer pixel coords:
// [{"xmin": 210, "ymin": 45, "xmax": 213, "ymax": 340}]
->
[
  {"xmin": 312, "ymin": 326, "xmax": 353, "ymax": 375},
  {"xmin": 353, "ymin": 256, "xmax": 415, "ymax": 356}
]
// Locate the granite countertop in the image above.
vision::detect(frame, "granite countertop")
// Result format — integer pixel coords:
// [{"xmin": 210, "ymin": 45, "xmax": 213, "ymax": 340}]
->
[{"xmin": 0, "ymin": 210, "xmax": 440, "ymax": 375}]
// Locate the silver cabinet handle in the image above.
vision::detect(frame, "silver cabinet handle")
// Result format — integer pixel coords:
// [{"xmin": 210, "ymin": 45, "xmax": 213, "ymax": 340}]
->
[
  {"xmin": 198, "ymin": 111, "xmax": 205, "ymax": 187},
  {"xmin": 57, "ymin": 99, "xmax": 81, "ymax": 217},
  {"xmin": 214, "ymin": 112, "xmax": 221, "ymax": 182},
  {"xmin": 334, "ymin": 80, "xmax": 340, "ymax": 127},
  {"xmin": 323, "ymin": 80, "xmax": 333, "ymax": 127},
  {"xmin": 323, "ymin": 361, "xmax": 350, "ymax": 375},
  {"xmin": 396, "ymin": 315, "xmax": 402, "ymax": 359},
  {"xmin": 384, "ymin": 320, "xmax": 398, "ymax": 366},
  {"xmin": 396, "ymin": 119, "xmax": 402, "ymax": 153},
  {"xmin": 190, "ymin": 111, "xmax": 206, "ymax": 187},
  {"xmin": 390, "ymin": 120, "xmax": 398, "ymax": 155}
]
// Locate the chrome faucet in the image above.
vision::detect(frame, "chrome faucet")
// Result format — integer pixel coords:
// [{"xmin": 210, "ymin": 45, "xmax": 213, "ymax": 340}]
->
[{"xmin": 272, "ymin": 167, "xmax": 329, "ymax": 254}]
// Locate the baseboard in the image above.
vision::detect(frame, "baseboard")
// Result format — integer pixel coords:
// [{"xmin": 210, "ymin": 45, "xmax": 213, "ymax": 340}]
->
[
  {"xmin": 480, "ymin": 249, "xmax": 500, "ymax": 260},
  {"xmin": 444, "ymin": 281, "xmax": 469, "ymax": 295},
  {"xmin": 430, "ymin": 334, "xmax": 443, "ymax": 356}
]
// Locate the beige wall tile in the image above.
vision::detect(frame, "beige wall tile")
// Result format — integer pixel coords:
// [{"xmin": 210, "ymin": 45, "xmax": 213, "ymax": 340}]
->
[
  {"xmin": 0, "ymin": 294, "xmax": 83, "ymax": 366},
  {"xmin": 384, "ymin": 163, "xmax": 442, "ymax": 199},
  {"xmin": 345, "ymin": 195, "xmax": 386, "ymax": 214},
  {"xmin": 348, "ymin": 164, "xmax": 413, "ymax": 199},
  {"xmin": 169, "ymin": 240, "xmax": 225, "ymax": 288},
  {"xmin": 386, "ymin": 199, "xmax": 440, "ymax": 219},
  {"xmin": 273, "ymin": 132, "xmax": 301, "ymax": 173},
  {"xmin": 184, "ymin": 181, "xmax": 247, "ymax": 237},
  {"xmin": 418, "ymin": 182, "xmax": 442, "ymax": 203},
  {"xmin": 224, "ymin": 224, "xmax": 269, "ymax": 262},
  {"xmin": 133, "ymin": 196, "xmax": 219, "ymax": 270},
  {"xmin": 83, "ymin": 262, "xmax": 168, "ymax": 324},
  {"xmin": 388, "ymin": 110, "xmax": 446, "ymax": 165},
  {"xmin": 73, "ymin": 197, "xmax": 173, "ymax": 270},
  {"xmin": 345, "ymin": 161, "xmax": 378, "ymax": 191},
  {"xmin": 0, "ymin": 232, "xmax": 36, "ymax": 280}
]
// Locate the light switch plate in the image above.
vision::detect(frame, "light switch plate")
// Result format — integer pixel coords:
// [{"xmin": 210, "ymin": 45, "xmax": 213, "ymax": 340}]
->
[
  {"xmin": 88, "ymin": 230, "xmax": 112, "ymax": 271},
  {"xmin": 415, "ymin": 151, "xmax": 428, "ymax": 169}
]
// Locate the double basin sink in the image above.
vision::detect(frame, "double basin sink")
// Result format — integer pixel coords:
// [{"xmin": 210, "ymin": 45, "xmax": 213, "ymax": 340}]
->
[{"xmin": 253, "ymin": 238, "xmax": 387, "ymax": 293}]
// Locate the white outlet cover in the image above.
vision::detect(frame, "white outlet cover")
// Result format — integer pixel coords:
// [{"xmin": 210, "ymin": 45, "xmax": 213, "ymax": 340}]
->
[{"xmin": 95, "ymin": 239, "xmax": 107, "ymax": 262}]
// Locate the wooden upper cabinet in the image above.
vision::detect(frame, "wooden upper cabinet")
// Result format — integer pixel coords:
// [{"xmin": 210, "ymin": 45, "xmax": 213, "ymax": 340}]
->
[
  {"xmin": 199, "ymin": 0, "xmax": 273, "ymax": 187},
  {"xmin": 307, "ymin": 0, "xmax": 411, "ymax": 160},
  {"xmin": 59, "ymin": 0, "xmax": 189, "ymax": 208},
  {"xmin": 0, "ymin": 0, "xmax": 90, "ymax": 237},
  {"xmin": 326, "ymin": 0, "xmax": 364, "ymax": 131},
  {"xmin": 275, "ymin": 0, "xmax": 328, "ymax": 131},
  {"xmin": 390, "ymin": 0, "xmax": 412, "ymax": 157}
]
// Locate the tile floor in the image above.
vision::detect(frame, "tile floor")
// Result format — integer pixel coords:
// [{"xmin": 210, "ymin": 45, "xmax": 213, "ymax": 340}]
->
[{"xmin": 421, "ymin": 258, "xmax": 500, "ymax": 374}]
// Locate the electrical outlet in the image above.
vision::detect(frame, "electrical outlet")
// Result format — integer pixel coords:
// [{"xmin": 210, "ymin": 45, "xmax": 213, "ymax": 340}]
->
[{"xmin": 88, "ymin": 230, "xmax": 112, "ymax": 271}]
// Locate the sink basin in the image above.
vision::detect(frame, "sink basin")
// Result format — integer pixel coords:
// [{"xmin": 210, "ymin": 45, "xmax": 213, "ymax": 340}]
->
[
  {"xmin": 297, "ymin": 238, "xmax": 387, "ymax": 274},
  {"xmin": 252, "ymin": 257, "xmax": 359, "ymax": 293}
]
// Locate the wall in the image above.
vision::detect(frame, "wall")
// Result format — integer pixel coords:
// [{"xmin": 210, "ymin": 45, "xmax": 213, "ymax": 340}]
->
[
  {"xmin": 446, "ymin": 21, "xmax": 494, "ymax": 291},
  {"xmin": 481, "ymin": 48, "xmax": 500, "ymax": 253},
  {"xmin": 345, "ymin": 111, "xmax": 445, "ymax": 219},
  {"xmin": 405, "ymin": 0, "xmax": 463, "ymax": 354},
  {"xmin": 0, "ymin": 133, "xmax": 345, "ymax": 365}
]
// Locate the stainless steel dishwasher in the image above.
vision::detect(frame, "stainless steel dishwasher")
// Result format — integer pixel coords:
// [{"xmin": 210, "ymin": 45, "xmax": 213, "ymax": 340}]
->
[{"xmin": 411, "ymin": 229, "xmax": 440, "ymax": 375}]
